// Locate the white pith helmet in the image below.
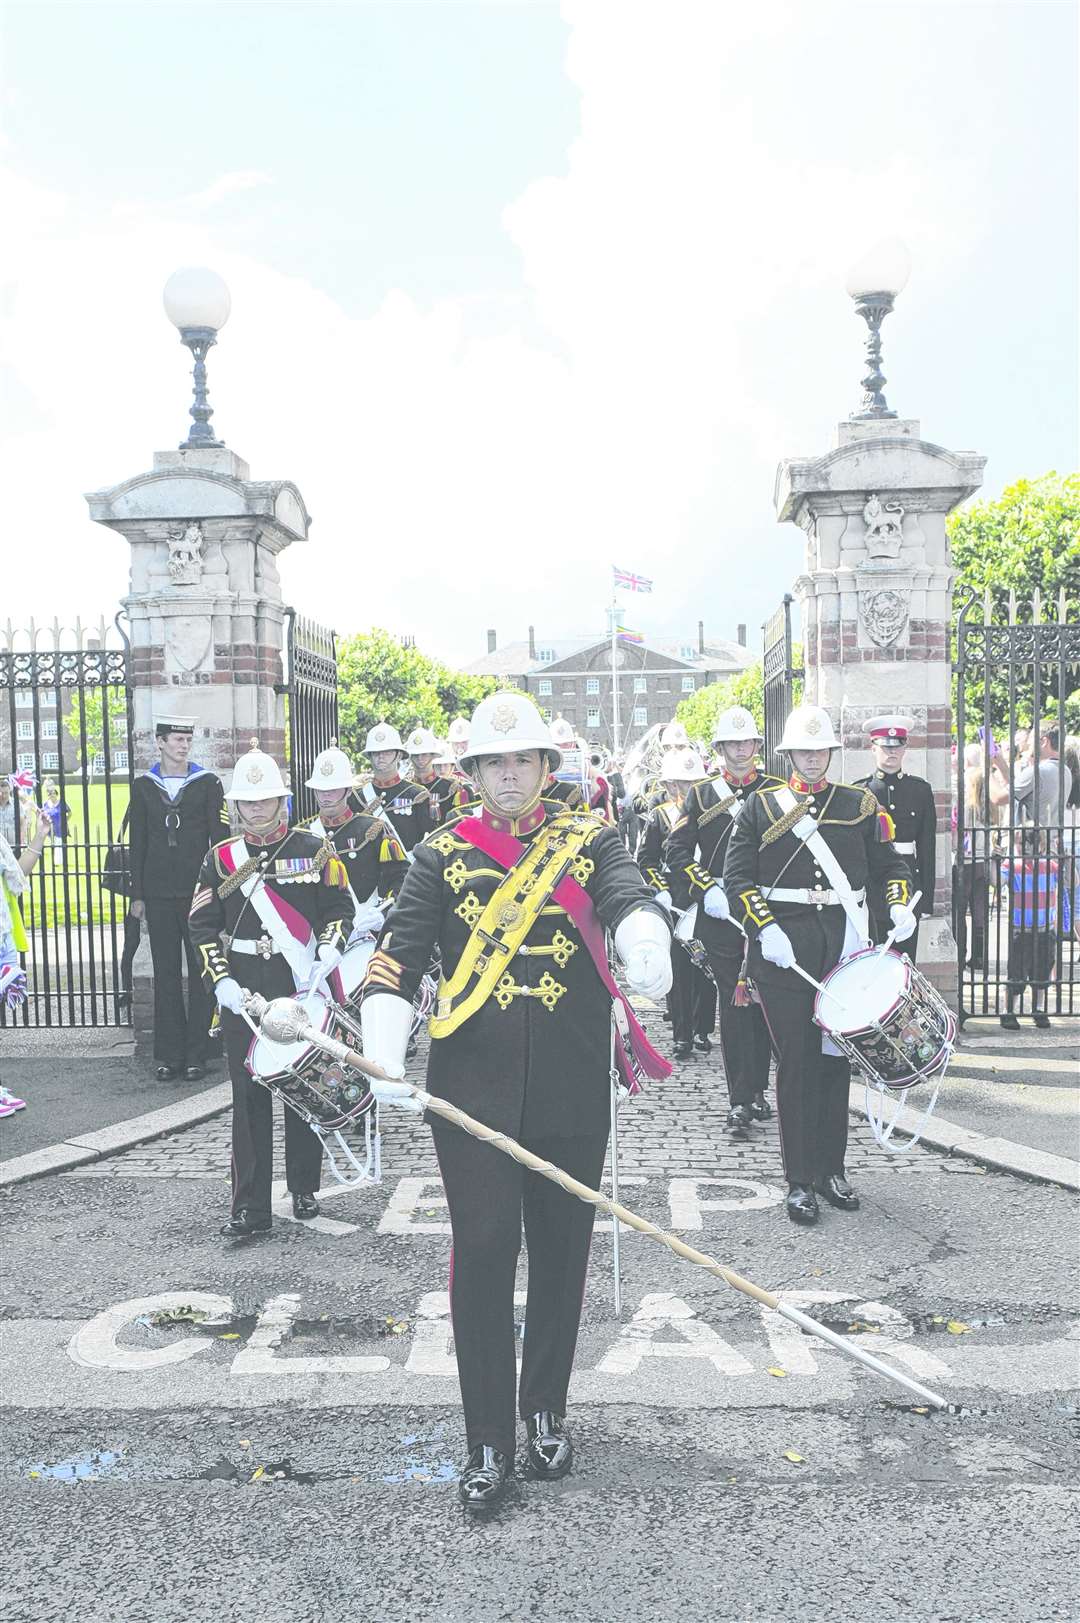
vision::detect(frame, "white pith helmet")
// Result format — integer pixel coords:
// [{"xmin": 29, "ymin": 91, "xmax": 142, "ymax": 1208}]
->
[
  {"xmin": 405, "ymin": 725, "xmax": 440, "ymax": 755},
  {"xmin": 713, "ymin": 705, "xmax": 764, "ymax": 744},
  {"xmin": 447, "ymin": 716, "xmax": 470, "ymax": 746},
  {"xmin": 549, "ymin": 715, "xmax": 576, "ymax": 748},
  {"xmin": 434, "ymin": 739, "xmax": 456, "ymax": 768},
  {"xmin": 662, "ymin": 747, "xmax": 707, "ymax": 783},
  {"xmin": 226, "ymin": 740, "xmax": 289, "ymax": 801},
  {"xmin": 660, "ymin": 721, "xmax": 690, "ymax": 749},
  {"xmin": 364, "ymin": 721, "xmax": 405, "ymax": 755},
  {"xmin": 305, "ymin": 744, "xmax": 355, "ymax": 790},
  {"xmin": 460, "ymin": 691, "xmax": 561, "ymax": 773},
  {"xmin": 779, "ymin": 704, "xmax": 839, "ymax": 751}
]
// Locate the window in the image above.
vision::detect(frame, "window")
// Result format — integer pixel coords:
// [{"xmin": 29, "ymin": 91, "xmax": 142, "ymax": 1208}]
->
[
  {"xmin": 42, "ymin": 753, "xmax": 60, "ymax": 770},
  {"xmin": 41, "ymin": 718, "xmax": 58, "ymax": 739},
  {"xmin": 537, "ymin": 678, "xmax": 552, "ymax": 696},
  {"xmin": 538, "ymin": 648, "xmax": 556, "ymax": 663},
  {"xmin": 14, "ymin": 690, "xmax": 33, "ymax": 708},
  {"xmin": 15, "ymin": 720, "xmax": 33, "ymax": 740},
  {"xmin": 679, "ymin": 645, "xmax": 695, "ymax": 661},
  {"xmin": 38, "ymin": 689, "xmax": 57, "ymax": 708},
  {"xmin": 16, "ymin": 753, "xmax": 34, "ymax": 771},
  {"xmin": 681, "ymin": 676, "xmax": 695, "ymax": 693},
  {"xmin": 586, "ymin": 707, "xmax": 601, "ymax": 728},
  {"xmin": 586, "ymin": 677, "xmax": 600, "ymax": 695},
  {"xmin": 633, "ymin": 707, "xmax": 648, "ymax": 726},
  {"xmin": 633, "ymin": 676, "xmax": 647, "ymax": 694},
  {"xmin": 113, "ymin": 750, "xmax": 129, "ymax": 769},
  {"xmin": 92, "ymin": 753, "xmax": 106, "ymax": 773}
]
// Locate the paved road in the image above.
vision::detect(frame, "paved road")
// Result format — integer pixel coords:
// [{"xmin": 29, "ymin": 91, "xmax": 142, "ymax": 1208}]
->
[{"xmin": 4, "ymin": 1012, "xmax": 1078, "ymax": 1622}]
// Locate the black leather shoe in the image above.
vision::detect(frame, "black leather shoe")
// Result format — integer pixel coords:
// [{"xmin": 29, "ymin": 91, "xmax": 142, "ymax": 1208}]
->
[
  {"xmin": 673, "ymin": 1039, "xmax": 694, "ymax": 1061},
  {"xmin": 748, "ymin": 1091, "xmax": 772, "ymax": 1120},
  {"xmin": 525, "ymin": 1411, "xmax": 573, "ymax": 1480},
  {"xmin": 183, "ymin": 1065, "xmax": 206, "ymax": 1082},
  {"xmin": 694, "ymin": 1034, "xmax": 712, "ymax": 1053},
  {"xmin": 220, "ymin": 1210, "xmax": 272, "ymax": 1238},
  {"xmin": 154, "ymin": 1064, "xmax": 178, "ymax": 1082},
  {"xmin": 1000, "ymin": 1013, "xmax": 1020, "ymax": 1031},
  {"xmin": 726, "ymin": 1104, "xmax": 752, "ymax": 1138},
  {"xmin": 458, "ymin": 1445, "xmax": 512, "ymax": 1513},
  {"xmin": 291, "ymin": 1192, "xmax": 320, "ymax": 1220},
  {"xmin": 815, "ymin": 1173, "xmax": 860, "ymax": 1211},
  {"xmin": 786, "ymin": 1184, "xmax": 819, "ymax": 1225},
  {"xmin": 1033, "ymin": 1011, "xmax": 1051, "ymax": 1029}
]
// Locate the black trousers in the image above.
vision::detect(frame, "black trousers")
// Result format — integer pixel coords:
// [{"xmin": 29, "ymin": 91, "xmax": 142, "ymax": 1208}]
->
[
  {"xmin": 709, "ymin": 935, "xmax": 772, "ymax": 1108},
  {"xmin": 669, "ymin": 946, "xmax": 717, "ymax": 1044},
  {"xmin": 432, "ymin": 1119, "xmax": 608, "ymax": 1459},
  {"xmin": 1006, "ymin": 929, "xmax": 1053, "ymax": 1006},
  {"xmin": 145, "ymin": 896, "xmax": 212, "ymax": 1070},
  {"xmin": 222, "ymin": 1009, "xmax": 322, "ymax": 1216}
]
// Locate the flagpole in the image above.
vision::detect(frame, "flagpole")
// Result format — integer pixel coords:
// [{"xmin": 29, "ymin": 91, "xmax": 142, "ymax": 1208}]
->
[{"xmin": 610, "ymin": 589, "xmax": 620, "ymax": 753}]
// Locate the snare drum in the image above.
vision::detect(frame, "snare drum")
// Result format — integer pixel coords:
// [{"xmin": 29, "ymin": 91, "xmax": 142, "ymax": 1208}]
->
[
  {"xmin": 813, "ymin": 947, "xmax": 955, "ymax": 1092},
  {"xmin": 246, "ymin": 982, "xmax": 374, "ymax": 1131}
]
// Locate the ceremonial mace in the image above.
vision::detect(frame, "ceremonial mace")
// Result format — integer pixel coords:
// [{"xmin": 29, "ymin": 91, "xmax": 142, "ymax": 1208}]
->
[{"xmin": 243, "ymin": 992, "xmax": 947, "ymax": 1410}]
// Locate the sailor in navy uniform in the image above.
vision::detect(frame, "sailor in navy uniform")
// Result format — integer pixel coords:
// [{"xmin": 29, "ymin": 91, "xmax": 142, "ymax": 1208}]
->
[
  {"xmin": 361, "ymin": 693, "xmax": 672, "ymax": 1513},
  {"xmin": 855, "ymin": 715, "xmax": 937, "ymax": 956},
  {"xmin": 667, "ymin": 707, "xmax": 779, "ymax": 1130},
  {"xmin": 351, "ymin": 721, "xmax": 432, "ymax": 852},
  {"xmin": 187, "ymin": 745, "xmax": 352, "ymax": 1237},
  {"xmin": 128, "ymin": 716, "xmax": 227, "ymax": 1081},
  {"xmin": 723, "ymin": 705, "xmax": 916, "ymax": 1226}
]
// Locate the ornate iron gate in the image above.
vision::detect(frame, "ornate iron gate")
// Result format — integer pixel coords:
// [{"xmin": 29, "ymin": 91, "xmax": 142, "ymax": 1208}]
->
[
  {"xmin": 954, "ymin": 590, "xmax": 1079, "ymax": 1024},
  {"xmin": 762, "ymin": 594, "xmax": 802, "ymax": 779},
  {"xmin": 0, "ymin": 618, "xmax": 134, "ymax": 1027},
  {"xmin": 284, "ymin": 610, "xmax": 339, "ymax": 823}
]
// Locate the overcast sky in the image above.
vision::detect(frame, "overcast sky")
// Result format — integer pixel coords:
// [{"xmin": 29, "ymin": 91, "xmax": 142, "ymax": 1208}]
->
[{"xmin": 2, "ymin": 0, "xmax": 1076, "ymax": 666}]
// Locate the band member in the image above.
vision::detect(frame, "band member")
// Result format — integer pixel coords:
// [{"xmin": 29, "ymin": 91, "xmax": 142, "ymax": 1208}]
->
[
  {"xmin": 128, "ymin": 716, "xmax": 227, "ymax": 1082},
  {"xmin": 404, "ymin": 727, "xmax": 472, "ymax": 827},
  {"xmin": 352, "ymin": 722, "xmax": 431, "ymax": 852},
  {"xmin": 300, "ymin": 743, "xmax": 409, "ymax": 930},
  {"xmin": 723, "ymin": 705, "xmax": 916, "ymax": 1226},
  {"xmin": 856, "ymin": 716, "xmax": 937, "ymax": 955},
  {"xmin": 545, "ymin": 717, "xmax": 586, "ymax": 809},
  {"xmin": 188, "ymin": 743, "xmax": 352, "ymax": 1236},
  {"xmin": 361, "ymin": 693, "xmax": 672, "ymax": 1513},
  {"xmin": 638, "ymin": 748, "xmax": 716, "ymax": 1060},
  {"xmin": 668, "ymin": 707, "xmax": 778, "ymax": 1131},
  {"xmin": 447, "ymin": 716, "xmax": 471, "ymax": 771}
]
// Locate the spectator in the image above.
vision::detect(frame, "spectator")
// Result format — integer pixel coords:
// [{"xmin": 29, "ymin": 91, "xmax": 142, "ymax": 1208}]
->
[
  {"xmin": 41, "ymin": 780, "xmax": 71, "ymax": 844},
  {"xmin": 990, "ymin": 723, "xmax": 1075, "ymax": 826},
  {"xmin": 0, "ymin": 780, "xmax": 16, "ymax": 847},
  {"xmin": 0, "ymin": 812, "xmax": 52, "ymax": 1110},
  {"xmin": 1000, "ymin": 828, "xmax": 1064, "ymax": 1030},
  {"xmin": 955, "ymin": 742, "xmax": 995, "ymax": 970}
]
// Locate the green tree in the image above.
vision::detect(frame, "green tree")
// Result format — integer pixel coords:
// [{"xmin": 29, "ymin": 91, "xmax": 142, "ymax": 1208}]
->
[
  {"xmin": 63, "ymin": 688, "xmax": 127, "ymax": 781},
  {"xmin": 948, "ymin": 472, "xmax": 1080, "ymax": 737},
  {"xmin": 676, "ymin": 655, "xmax": 802, "ymax": 745},
  {"xmin": 335, "ymin": 629, "xmax": 508, "ymax": 760}
]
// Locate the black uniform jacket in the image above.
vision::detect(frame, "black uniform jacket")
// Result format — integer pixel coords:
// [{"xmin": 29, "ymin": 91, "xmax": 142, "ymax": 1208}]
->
[
  {"xmin": 416, "ymin": 772, "xmax": 473, "ymax": 829},
  {"xmin": 723, "ymin": 777, "xmax": 912, "ymax": 964},
  {"xmin": 296, "ymin": 807, "xmax": 409, "ymax": 905},
  {"xmin": 129, "ymin": 765, "xmax": 227, "ymax": 901},
  {"xmin": 637, "ymin": 798, "xmax": 680, "ymax": 893},
  {"xmin": 855, "ymin": 770, "xmax": 936, "ymax": 917},
  {"xmin": 546, "ymin": 777, "xmax": 586, "ymax": 811},
  {"xmin": 667, "ymin": 769, "xmax": 781, "ymax": 950},
  {"xmin": 349, "ymin": 776, "xmax": 431, "ymax": 852},
  {"xmin": 188, "ymin": 825, "xmax": 352, "ymax": 1001},
  {"xmin": 362, "ymin": 798, "xmax": 669, "ymax": 1139}
]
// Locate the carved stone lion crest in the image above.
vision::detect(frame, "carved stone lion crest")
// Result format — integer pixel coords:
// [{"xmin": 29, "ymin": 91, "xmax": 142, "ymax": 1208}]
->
[
  {"xmin": 167, "ymin": 522, "xmax": 204, "ymax": 585},
  {"xmin": 859, "ymin": 588, "xmax": 909, "ymax": 648},
  {"xmin": 862, "ymin": 494, "xmax": 904, "ymax": 560}
]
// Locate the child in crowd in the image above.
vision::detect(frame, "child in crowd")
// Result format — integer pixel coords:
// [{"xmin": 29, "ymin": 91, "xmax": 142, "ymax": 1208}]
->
[{"xmin": 1000, "ymin": 827, "xmax": 1067, "ymax": 1030}]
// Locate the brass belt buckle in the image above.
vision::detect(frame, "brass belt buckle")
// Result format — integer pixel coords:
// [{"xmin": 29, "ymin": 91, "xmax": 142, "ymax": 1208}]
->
[
  {"xmin": 255, "ymin": 934, "xmax": 274, "ymax": 959},
  {"xmin": 807, "ymin": 886, "xmax": 831, "ymax": 906}
]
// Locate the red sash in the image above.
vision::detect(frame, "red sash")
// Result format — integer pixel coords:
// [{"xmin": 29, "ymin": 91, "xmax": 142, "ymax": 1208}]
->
[{"xmin": 454, "ymin": 816, "xmax": 671, "ymax": 1094}]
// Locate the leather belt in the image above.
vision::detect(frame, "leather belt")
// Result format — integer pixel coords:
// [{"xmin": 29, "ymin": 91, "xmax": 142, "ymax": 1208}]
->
[
  {"xmin": 766, "ymin": 885, "xmax": 866, "ymax": 907},
  {"xmin": 893, "ymin": 841, "xmax": 917, "ymax": 854}
]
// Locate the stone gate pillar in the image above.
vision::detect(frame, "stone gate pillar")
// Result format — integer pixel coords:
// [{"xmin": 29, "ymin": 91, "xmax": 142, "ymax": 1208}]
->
[
  {"xmin": 85, "ymin": 444, "xmax": 310, "ymax": 780},
  {"xmin": 774, "ymin": 417, "xmax": 986, "ymax": 1002}
]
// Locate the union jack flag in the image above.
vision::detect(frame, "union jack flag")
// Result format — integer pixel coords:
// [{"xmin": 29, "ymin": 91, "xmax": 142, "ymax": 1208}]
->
[{"xmin": 612, "ymin": 565, "xmax": 653, "ymax": 594}]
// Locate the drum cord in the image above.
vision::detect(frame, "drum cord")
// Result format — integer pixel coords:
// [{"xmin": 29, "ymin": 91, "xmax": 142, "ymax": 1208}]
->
[{"xmin": 864, "ymin": 1071, "xmax": 945, "ymax": 1155}]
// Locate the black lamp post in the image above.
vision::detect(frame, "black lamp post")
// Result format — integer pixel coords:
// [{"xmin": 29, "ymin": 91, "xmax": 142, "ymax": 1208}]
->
[{"xmin": 845, "ymin": 238, "xmax": 912, "ymax": 420}]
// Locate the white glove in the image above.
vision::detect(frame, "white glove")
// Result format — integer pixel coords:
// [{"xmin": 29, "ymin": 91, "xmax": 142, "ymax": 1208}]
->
[
  {"xmin": 352, "ymin": 903, "xmax": 386, "ymax": 937},
  {"xmin": 370, "ymin": 1075, "xmax": 424, "ymax": 1115},
  {"xmin": 316, "ymin": 943, "xmax": 343, "ymax": 969},
  {"xmin": 889, "ymin": 903, "xmax": 918, "ymax": 943},
  {"xmin": 614, "ymin": 907, "xmax": 674, "ymax": 1001},
  {"xmin": 702, "ymin": 884, "xmax": 730, "ymax": 921},
  {"xmin": 654, "ymin": 889, "xmax": 673, "ymax": 912},
  {"xmin": 214, "ymin": 977, "xmax": 245, "ymax": 1015},
  {"xmin": 623, "ymin": 944, "xmax": 673, "ymax": 1001},
  {"xmin": 759, "ymin": 923, "xmax": 796, "ymax": 969}
]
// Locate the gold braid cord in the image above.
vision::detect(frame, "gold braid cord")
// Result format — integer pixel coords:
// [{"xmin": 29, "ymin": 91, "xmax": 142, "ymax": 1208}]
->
[{"xmin": 759, "ymin": 800, "xmax": 812, "ymax": 847}]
